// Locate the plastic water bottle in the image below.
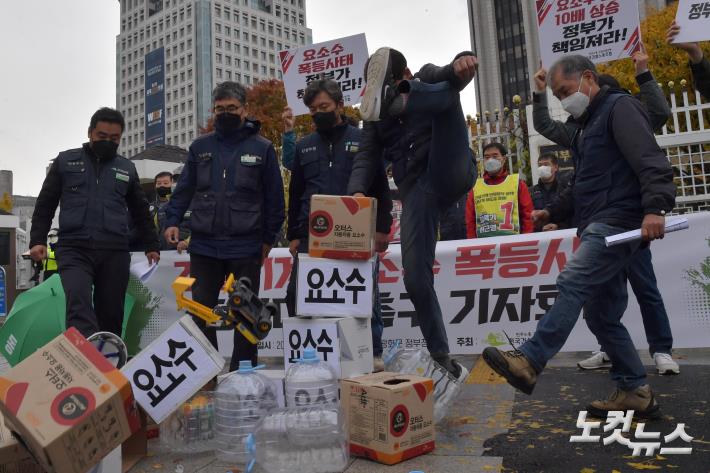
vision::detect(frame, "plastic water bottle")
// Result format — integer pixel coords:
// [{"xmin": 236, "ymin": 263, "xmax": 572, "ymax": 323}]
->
[
  {"xmin": 246, "ymin": 406, "xmax": 348, "ymax": 473},
  {"xmin": 382, "ymin": 343, "xmax": 463, "ymax": 423},
  {"xmin": 285, "ymin": 348, "xmax": 339, "ymax": 408},
  {"xmin": 160, "ymin": 391, "xmax": 215, "ymax": 453},
  {"xmin": 214, "ymin": 360, "xmax": 274, "ymax": 466}
]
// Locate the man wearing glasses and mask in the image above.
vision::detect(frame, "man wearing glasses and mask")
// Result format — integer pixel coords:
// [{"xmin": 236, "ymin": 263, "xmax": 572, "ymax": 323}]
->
[{"xmin": 165, "ymin": 82, "xmax": 285, "ymax": 371}]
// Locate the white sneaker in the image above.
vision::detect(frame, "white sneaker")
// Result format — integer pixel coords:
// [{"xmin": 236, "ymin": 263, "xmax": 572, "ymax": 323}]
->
[
  {"xmin": 577, "ymin": 351, "xmax": 612, "ymax": 370},
  {"xmin": 654, "ymin": 353, "xmax": 680, "ymax": 375},
  {"xmin": 359, "ymin": 47, "xmax": 394, "ymax": 122},
  {"xmin": 373, "ymin": 356, "xmax": 385, "ymax": 373},
  {"xmin": 431, "ymin": 359, "xmax": 469, "ymax": 423}
]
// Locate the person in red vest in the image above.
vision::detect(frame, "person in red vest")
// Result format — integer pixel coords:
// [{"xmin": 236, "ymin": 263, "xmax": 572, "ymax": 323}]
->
[{"xmin": 465, "ymin": 142, "xmax": 534, "ymax": 238}]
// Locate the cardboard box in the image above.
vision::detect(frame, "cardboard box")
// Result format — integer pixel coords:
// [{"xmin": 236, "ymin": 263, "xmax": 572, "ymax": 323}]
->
[
  {"xmin": 283, "ymin": 317, "xmax": 373, "ymax": 381},
  {"xmin": 296, "ymin": 256, "xmax": 374, "ymax": 318},
  {"xmin": 0, "ymin": 412, "xmax": 43, "ymax": 473},
  {"xmin": 0, "ymin": 328, "xmax": 140, "ymax": 473},
  {"xmin": 342, "ymin": 372, "xmax": 435, "ymax": 465},
  {"xmin": 121, "ymin": 315, "xmax": 225, "ymax": 424},
  {"xmin": 308, "ymin": 195, "xmax": 376, "ymax": 260},
  {"xmin": 0, "ymin": 414, "xmax": 142, "ymax": 473}
]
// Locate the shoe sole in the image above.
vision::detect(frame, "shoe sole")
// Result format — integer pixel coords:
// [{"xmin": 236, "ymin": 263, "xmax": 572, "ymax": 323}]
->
[
  {"xmin": 577, "ymin": 362, "xmax": 612, "ymax": 371},
  {"xmin": 586, "ymin": 402, "xmax": 662, "ymax": 421},
  {"xmin": 360, "ymin": 48, "xmax": 390, "ymax": 122},
  {"xmin": 658, "ymin": 368, "xmax": 680, "ymax": 375},
  {"xmin": 482, "ymin": 349, "xmax": 534, "ymax": 395}
]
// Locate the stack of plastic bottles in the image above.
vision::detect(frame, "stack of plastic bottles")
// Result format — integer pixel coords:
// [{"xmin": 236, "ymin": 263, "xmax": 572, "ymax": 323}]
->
[
  {"xmin": 247, "ymin": 406, "xmax": 349, "ymax": 473},
  {"xmin": 383, "ymin": 342, "xmax": 463, "ymax": 423},
  {"xmin": 160, "ymin": 391, "xmax": 215, "ymax": 453},
  {"xmin": 214, "ymin": 360, "xmax": 276, "ymax": 467},
  {"xmin": 284, "ymin": 348, "xmax": 339, "ymax": 408}
]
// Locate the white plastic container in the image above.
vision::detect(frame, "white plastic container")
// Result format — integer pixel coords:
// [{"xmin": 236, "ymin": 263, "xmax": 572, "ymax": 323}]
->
[
  {"xmin": 383, "ymin": 343, "xmax": 463, "ymax": 423},
  {"xmin": 214, "ymin": 360, "xmax": 273, "ymax": 466},
  {"xmin": 284, "ymin": 348, "xmax": 339, "ymax": 408},
  {"xmin": 160, "ymin": 391, "xmax": 215, "ymax": 453},
  {"xmin": 247, "ymin": 406, "xmax": 349, "ymax": 473}
]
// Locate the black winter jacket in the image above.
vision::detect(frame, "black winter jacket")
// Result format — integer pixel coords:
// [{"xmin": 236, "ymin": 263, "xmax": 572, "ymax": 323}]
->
[{"xmin": 31, "ymin": 143, "xmax": 159, "ymax": 252}]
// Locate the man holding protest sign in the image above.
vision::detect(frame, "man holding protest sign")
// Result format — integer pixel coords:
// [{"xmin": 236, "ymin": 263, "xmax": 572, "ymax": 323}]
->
[
  {"xmin": 483, "ymin": 55, "xmax": 675, "ymax": 419},
  {"xmin": 667, "ymin": 20, "xmax": 710, "ymax": 99},
  {"xmin": 284, "ymin": 78, "xmax": 392, "ymax": 371},
  {"xmin": 347, "ymin": 47, "xmax": 477, "ymax": 388}
]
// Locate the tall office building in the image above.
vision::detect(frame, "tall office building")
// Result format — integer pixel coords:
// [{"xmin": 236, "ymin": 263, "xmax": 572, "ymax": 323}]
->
[
  {"xmin": 116, "ymin": 0, "xmax": 312, "ymax": 158},
  {"xmin": 467, "ymin": 0, "xmax": 673, "ymax": 114}
]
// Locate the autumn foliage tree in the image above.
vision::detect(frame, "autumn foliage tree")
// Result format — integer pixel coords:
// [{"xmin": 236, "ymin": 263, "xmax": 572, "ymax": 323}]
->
[{"xmin": 598, "ymin": 2, "xmax": 710, "ymax": 97}]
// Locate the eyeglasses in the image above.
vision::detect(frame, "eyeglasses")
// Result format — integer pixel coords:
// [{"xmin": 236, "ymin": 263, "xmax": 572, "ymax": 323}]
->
[{"xmin": 214, "ymin": 105, "xmax": 243, "ymax": 114}]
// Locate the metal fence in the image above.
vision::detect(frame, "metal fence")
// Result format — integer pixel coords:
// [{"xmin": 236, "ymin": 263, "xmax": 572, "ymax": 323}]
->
[{"xmin": 656, "ymin": 80, "xmax": 710, "ymax": 213}]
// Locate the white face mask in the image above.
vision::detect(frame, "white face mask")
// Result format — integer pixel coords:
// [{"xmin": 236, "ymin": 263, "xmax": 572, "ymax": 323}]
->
[
  {"xmin": 538, "ymin": 165, "xmax": 553, "ymax": 180},
  {"xmin": 484, "ymin": 158, "xmax": 503, "ymax": 174},
  {"xmin": 561, "ymin": 76, "xmax": 590, "ymax": 119}
]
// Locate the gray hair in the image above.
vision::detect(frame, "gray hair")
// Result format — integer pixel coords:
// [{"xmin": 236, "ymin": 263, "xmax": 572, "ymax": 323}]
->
[
  {"xmin": 212, "ymin": 81, "xmax": 247, "ymax": 105},
  {"xmin": 549, "ymin": 54, "xmax": 598, "ymax": 81},
  {"xmin": 303, "ymin": 79, "xmax": 344, "ymax": 107}
]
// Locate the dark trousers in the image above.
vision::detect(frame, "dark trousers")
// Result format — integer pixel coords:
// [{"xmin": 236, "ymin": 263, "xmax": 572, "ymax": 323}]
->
[
  {"xmin": 189, "ymin": 252, "xmax": 261, "ymax": 371},
  {"xmin": 586, "ymin": 246, "xmax": 674, "ymax": 356},
  {"xmin": 520, "ymin": 223, "xmax": 646, "ymax": 390},
  {"xmin": 628, "ymin": 247, "xmax": 673, "ymax": 355},
  {"xmin": 55, "ymin": 247, "xmax": 130, "ymax": 338},
  {"xmin": 399, "ymin": 80, "xmax": 476, "ymax": 356}
]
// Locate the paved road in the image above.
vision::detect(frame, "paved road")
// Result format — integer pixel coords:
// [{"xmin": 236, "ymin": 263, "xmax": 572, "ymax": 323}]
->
[{"xmin": 131, "ymin": 349, "xmax": 710, "ymax": 473}]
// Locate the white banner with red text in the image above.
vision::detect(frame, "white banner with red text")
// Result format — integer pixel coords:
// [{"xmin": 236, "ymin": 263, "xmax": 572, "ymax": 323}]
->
[
  {"xmin": 128, "ymin": 212, "xmax": 710, "ymax": 357},
  {"xmin": 536, "ymin": 0, "xmax": 641, "ymax": 67}
]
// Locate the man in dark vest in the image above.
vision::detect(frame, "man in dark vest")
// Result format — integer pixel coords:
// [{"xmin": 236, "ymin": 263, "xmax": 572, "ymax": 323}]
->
[
  {"xmin": 482, "ymin": 55, "xmax": 675, "ymax": 419},
  {"xmin": 165, "ymin": 81, "xmax": 285, "ymax": 371},
  {"xmin": 30, "ymin": 107, "xmax": 160, "ymax": 338}
]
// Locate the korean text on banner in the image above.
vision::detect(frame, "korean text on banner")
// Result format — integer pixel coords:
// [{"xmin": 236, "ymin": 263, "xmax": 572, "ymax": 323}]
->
[
  {"xmin": 296, "ymin": 256, "xmax": 374, "ymax": 318},
  {"xmin": 536, "ymin": 0, "xmax": 641, "ymax": 67},
  {"xmin": 672, "ymin": 0, "xmax": 710, "ymax": 44},
  {"xmin": 122, "ymin": 315, "xmax": 225, "ymax": 423},
  {"xmin": 280, "ymin": 33, "xmax": 368, "ymax": 116}
]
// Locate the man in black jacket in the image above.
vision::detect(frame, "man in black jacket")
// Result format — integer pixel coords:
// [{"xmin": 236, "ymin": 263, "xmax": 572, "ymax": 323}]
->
[
  {"xmin": 30, "ymin": 108, "xmax": 160, "ymax": 338},
  {"xmin": 531, "ymin": 154, "xmax": 572, "ymax": 231},
  {"xmin": 286, "ymin": 79, "xmax": 392, "ymax": 370},
  {"xmin": 348, "ymin": 48, "xmax": 478, "ymax": 383},
  {"xmin": 165, "ymin": 82, "xmax": 285, "ymax": 370},
  {"xmin": 483, "ymin": 55, "xmax": 675, "ymax": 419}
]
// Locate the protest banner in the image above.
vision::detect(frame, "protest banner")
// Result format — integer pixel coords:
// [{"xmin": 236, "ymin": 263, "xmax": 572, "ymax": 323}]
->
[
  {"xmin": 127, "ymin": 212, "xmax": 710, "ymax": 357},
  {"xmin": 536, "ymin": 0, "xmax": 641, "ymax": 67},
  {"xmin": 279, "ymin": 33, "xmax": 368, "ymax": 115},
  {"xmin": 672, "ymin": 0, "xmax": 710, "ymax": 44}
]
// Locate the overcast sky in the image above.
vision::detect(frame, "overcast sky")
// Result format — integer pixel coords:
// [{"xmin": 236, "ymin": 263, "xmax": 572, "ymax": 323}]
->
[{"xmin": 0, "ymin": 0, "xmax": 476, "ymax": 196}]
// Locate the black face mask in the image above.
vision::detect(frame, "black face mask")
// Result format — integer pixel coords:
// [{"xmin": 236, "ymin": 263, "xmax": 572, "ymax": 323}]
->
[
  {"xmin": 156, "ymin": 186, "xmax": 172, "ymax": 198},
  {"xmin": 91, "ymin": 140, "xmax": 119, "ymax": 160},
  {"xmin": 312, "ymin": 111, "xmax": 338, "ymax": 131},
  {"xmin": 215, "ymin": 113, "xmax": 243, "ymax": 137}
]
